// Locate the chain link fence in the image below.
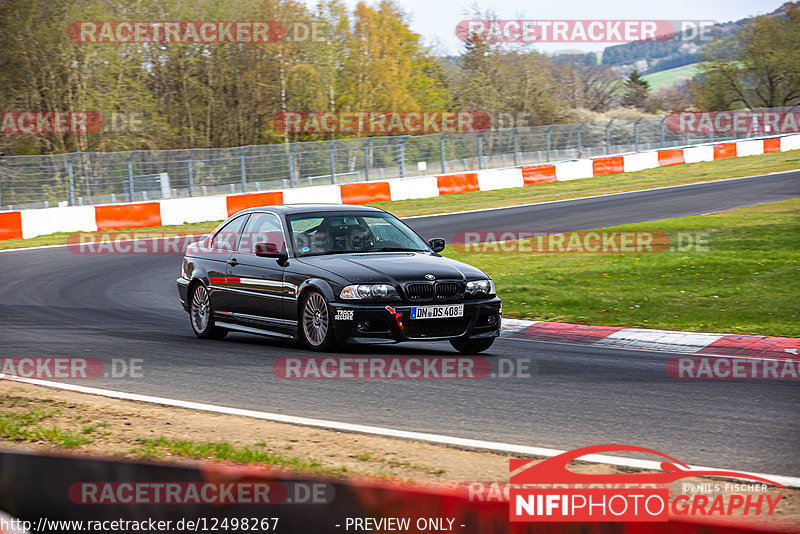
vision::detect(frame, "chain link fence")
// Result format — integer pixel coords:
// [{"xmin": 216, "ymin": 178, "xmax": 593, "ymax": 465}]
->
[{"xmin": 0, "ymin": 110, "xmax": 790, "ymax": 210}]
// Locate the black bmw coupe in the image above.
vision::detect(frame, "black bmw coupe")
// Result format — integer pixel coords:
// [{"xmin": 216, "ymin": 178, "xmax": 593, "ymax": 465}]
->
[{"xmin": 177, "ymin": 204, "xmax": 501, "ymax": 353}]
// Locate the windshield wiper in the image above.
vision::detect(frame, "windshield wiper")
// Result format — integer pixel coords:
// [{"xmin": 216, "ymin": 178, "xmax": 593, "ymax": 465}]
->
[{"xmin": 370, "ymin": 247, "xmax": 424, "ymax": 252}]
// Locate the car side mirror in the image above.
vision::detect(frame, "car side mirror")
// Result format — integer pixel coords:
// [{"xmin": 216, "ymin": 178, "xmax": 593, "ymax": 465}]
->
[
  {"xmin": 255, "ymin": 242, "xmax": 288, "ymax": 261},
  {"xmin": 428, "ymin": 238, "xmax": 446, "ymax": 253}
]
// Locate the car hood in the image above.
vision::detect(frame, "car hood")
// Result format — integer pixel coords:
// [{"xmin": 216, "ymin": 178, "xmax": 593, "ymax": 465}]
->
[{"xmin": 297, "ymin": 252, "xmax": 488, "ymax": 285}]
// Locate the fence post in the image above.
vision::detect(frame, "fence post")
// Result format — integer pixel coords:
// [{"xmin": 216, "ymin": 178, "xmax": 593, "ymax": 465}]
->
[
  {"xmin": 633, "ymin": 118, "xmax": 643, "ymax": 152},
  {"xmin": 329, "ymin": 139, "xmax": 338, "ymax": 184},
  {"xmin": 440, "ymin": 133, "xmax": 447, "ymax": 174},
  {"xmin": 545, "ymin": 125, "xmax": 554, "ymax": 162},
  {"xmin": 66, "ymin": 152, "xmax": 78, "ymax": 206},
  {"xmin": 659, "ymin": 117, "xmax": 667, "ymax": 147},
  {"xmin": 576, "ymin": 123, "xmax": 586, "ymax": 156},
  {"xmin": 363, "ymin": 138, "xmax": 372, "ymax": 181},
  {"xmin": 477, "ymin": 131, "xmax": 485, "ymax": 169},
  {"xmin": 398, "ymin": 135, "xmax": 410, "ymax": 178},
  {"xmin": 187, "ymin": 149, "xmax": 197, "ymax": 197},
  {"xmin": 513, "ymin": 128, "xmax": 520, "ymax": 166},
  {"xmin": 288, "ymin": 143, "xmax": 297, "ymax": 187},
  {"xmin": 126, "ymin": 150, "xmax": 138, "ymax": 202},
  {"xmin": 240, "ymin": 145, "xmax": 251, "ymax": 193},
  {"xmin": 605, "ymin": 120, "xmax": 613, "ymax": 154}
]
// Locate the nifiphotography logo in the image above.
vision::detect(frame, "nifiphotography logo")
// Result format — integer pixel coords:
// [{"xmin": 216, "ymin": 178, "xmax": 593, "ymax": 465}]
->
[{"xmin": 509, "ymin": 444, "xmax": 784, "ymax": 522}]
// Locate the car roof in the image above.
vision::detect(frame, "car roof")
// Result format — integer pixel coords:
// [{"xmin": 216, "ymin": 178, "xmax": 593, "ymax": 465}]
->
[{"xmin": 236, "ymin": 204, "xmax": 387, "ymax": 216}]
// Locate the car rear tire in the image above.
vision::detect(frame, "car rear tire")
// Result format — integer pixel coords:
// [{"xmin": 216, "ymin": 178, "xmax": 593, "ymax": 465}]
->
[
  {"xmin": 300, "ymin": 289, "xmax": 336, "ymax": 351},
  {"xmin": 189, "ymin": 283, "xmax": 228, "ymax": 340},
  {"xmin": 449, "ymin": 337, "xmax": 494, "ymax": 354}
]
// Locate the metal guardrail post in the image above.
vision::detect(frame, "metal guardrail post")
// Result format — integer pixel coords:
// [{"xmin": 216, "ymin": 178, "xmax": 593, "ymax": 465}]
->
[
  {"xmin": 576, "ymin": 123, "xmax": 586, "ymax": 155},
  {"xmin": 605, "ymin": 121, "xmax": 613, "ymax": 154},
  {"xmin": 545, "ymin": 125, "xmax": 554, "ymax": 162},
  {"xmin": 440, "ymin": 133, "xmax": 447, "ymax": 174},
  {"xmin": 513, "ymin": 128, "xmax": 519, "ymax": 166},
  {"xmin": 67, "ymin": 152, "xmax": 78, "ymax": 206},
  {"xmin": 363, "ymin": 138, "xmax": 372, "ymax": 181},
  {"xmin": 330, "ymin": 140, "xmax": 338, "ymax": 184},
  {"xmin": 398, "ymin": 135, "xmax": 410, "ymax": 178},
  {"xmin": 288, "ymin": 143, "xmax": 297, "ymax": 187},
  {"xmin": 125, "ymin": 150, "xmax": 138, "ymax": 202},
  {"xmin": 659, "ymin": 117, "xmax": 667, "ymax": 147},
  {"xmin": 187, "ymin": 149, "xmax": 197, "ymax": 197},
  {"xmin": 240, "ymin": 145, "xmax": 251, "ymax": 193},
  {"xmin": 633, "ymin": 118, "xmax": 643, "ymax": 152}
]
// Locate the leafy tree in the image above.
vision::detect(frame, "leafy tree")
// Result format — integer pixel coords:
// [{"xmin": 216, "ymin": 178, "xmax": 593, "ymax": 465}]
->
[{"xmin": 691, "ymin": 3, "xmax": 800, "ymax": 109}]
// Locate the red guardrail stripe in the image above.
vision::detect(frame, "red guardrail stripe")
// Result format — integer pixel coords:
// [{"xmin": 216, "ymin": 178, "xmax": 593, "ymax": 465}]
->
[
  {"xmin": 592, "ymin": 156, "xmax": 625, "ymax": 176},
  {"xmin": 436, "ymin": 173, "xmax": 479, "ymax": 195},
  {"xmin": 340, "ymin": 181, "xmax": 391, "ymax": 204},
  {"xmin": 95, "ymin": 202, "xmax": 161, "ymax": 231},
  {"xmin": 0, "ymin": 211, "xmax": 23, "ymax": 240},
  {"xmin": 713, "ymin": 143, "xmax": 737, "ymax": 160},
  {"xmin": 226, "ymin": 191, "xmax": 284, "ymax": 216},
  {"xmin": 657, "ymin": 149, "xmax": 685, "ymax": 166}
]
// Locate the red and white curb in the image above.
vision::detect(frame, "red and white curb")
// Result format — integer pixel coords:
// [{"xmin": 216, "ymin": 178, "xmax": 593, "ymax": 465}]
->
[{"xmin": 501, "ymin": 319, "xmax": 800, "ymax": 359}]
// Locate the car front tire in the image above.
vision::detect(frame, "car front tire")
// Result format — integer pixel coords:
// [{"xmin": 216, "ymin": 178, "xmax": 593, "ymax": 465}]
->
[
  {"xmin": 189, "ymin": 283, "xmax": 228, "ymax": 340},
  {"xmin": 449, "ymin": 336, "xmax": 494, "ymax": 354},
  {"xmin": 299, "ymin": 289, "xmax": 337, "ymax": 351}
]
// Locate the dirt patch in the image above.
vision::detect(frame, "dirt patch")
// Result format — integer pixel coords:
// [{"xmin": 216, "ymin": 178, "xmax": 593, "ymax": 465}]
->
[{"xmin": 0, "ymin": 380, "xmax": 797, "ymax": 530}]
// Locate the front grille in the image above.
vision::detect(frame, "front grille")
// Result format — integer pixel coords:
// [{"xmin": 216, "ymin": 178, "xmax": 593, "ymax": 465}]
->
[
  {"xmin": 404, "ymin": 281, "xmax": 463, "ymax": 301},
  {"xmin": 403, "ymin": 318, "xmax": 469, "ymax": 338},
  {"xmin": 435, "ymin": 282, "xmax": 462, "ymax": 300},
  {"xmin": 405, "ymin": 283, "xmax": 434, "ymax": 300}
]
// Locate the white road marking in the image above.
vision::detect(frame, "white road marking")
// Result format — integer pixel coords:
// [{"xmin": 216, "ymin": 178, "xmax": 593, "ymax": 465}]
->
[{"xmin": 3, "ymin": 375, "xmax": 799, "ymax": 488}]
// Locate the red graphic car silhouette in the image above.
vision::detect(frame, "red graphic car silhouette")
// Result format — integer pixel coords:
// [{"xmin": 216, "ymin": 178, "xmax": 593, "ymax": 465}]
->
[{"xmin": 510, "ymin": 444, "xmax": 785, "ymax": 487}]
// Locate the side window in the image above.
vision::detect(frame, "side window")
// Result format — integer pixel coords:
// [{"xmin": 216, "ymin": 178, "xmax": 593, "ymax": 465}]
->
[
  {"xmin": 238, "ymin": 212, "xmax": 285, "ymax": 254},
  {"xmin": 212, "ymin": 215, "xmax": 248, "ymax": 252}
]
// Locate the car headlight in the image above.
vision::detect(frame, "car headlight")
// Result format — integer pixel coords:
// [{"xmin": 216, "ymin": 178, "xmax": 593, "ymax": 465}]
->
[
  {"xmin": 465, "ymin": 279, "xmax": 495, "ymax": 296},
  {"xmin": 340, "ymin": 284, "xmax": 394, "ymax": 300}
]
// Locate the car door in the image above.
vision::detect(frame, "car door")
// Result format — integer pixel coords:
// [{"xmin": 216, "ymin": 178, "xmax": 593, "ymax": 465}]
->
[
  {"xmin": 224, "ymin": 211, "xmax": 287, "ymax": 325},
  {"xmin": 205, "ymin": 213, "xmax": 249, "ymax": 314}
]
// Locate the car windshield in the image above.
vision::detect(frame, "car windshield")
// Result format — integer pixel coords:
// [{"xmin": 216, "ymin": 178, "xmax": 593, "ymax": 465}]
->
[{"xmin": 288, "ymin": 212, "xmax": 429, "ymax": 256}]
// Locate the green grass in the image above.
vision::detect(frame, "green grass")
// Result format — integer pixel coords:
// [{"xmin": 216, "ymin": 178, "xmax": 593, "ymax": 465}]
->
[
  {"xmin": 0, "ymin": 408, "xmax": 94, "ymax": 449},
  {"xmin": 1, "ymin": 149, "xmax": 799, "ymax": 251},
  {"xmin": 642, "ymin": 63, "xmax": 699, "ymax": 90},
  {"xmin": 132, "ymin": 437, "xmax": 332, "ymax": 474},
  {"xmin": 443, "ymin": 197, "xmax": 800, "ymax": 337}
]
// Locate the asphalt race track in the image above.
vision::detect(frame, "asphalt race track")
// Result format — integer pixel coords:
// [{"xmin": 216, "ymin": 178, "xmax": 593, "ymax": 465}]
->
[{"xmin": 1, "ymin": 172, "xmax": 799, "ymax": 476}]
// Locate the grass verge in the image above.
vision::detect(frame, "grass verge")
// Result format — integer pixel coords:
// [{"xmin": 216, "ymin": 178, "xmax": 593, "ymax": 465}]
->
[
  {"xmin": 1, "ymin": 149, "xmax": 798, "ymax": 250},
  {"xmin": 443, "ymin": 197, "xmax": 800, "ymax": 336}
]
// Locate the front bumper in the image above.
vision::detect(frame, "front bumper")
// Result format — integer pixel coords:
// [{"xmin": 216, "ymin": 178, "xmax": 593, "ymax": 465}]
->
[{"xmin": 330, "ymin": 297, "xmax": 502, "ymax": 344}]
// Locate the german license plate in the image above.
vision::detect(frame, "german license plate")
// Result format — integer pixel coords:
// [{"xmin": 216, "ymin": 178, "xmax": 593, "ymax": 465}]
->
[{"xmin": 410, "ymin": 304, "xmax": 464, "ymax": 319}]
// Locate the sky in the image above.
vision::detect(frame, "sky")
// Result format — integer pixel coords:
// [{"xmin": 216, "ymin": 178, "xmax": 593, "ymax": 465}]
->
[{"xmin": 300, "ymin": 0, "xmax": 788, "ymax": 55}]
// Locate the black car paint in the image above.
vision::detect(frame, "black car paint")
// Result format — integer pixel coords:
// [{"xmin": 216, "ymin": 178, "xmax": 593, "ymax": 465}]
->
[{"xmin": 177, "ymin": 204, "xmax": 501, "ymax": 345}]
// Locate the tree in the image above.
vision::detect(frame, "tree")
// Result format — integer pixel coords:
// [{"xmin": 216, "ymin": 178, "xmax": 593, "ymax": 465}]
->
[
  {"xmin": 691, "ymin": 3, "xmax": 800, "ymax": 109},
  {"xmin": 621, "ymin": 68, "xmax": 650, "ymax": 108}
]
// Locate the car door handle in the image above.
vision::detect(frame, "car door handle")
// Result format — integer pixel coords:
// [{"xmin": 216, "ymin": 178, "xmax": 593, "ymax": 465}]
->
[{"xmin": 227, "ymin": 258, "xmax": 239, "ymax": 266}]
